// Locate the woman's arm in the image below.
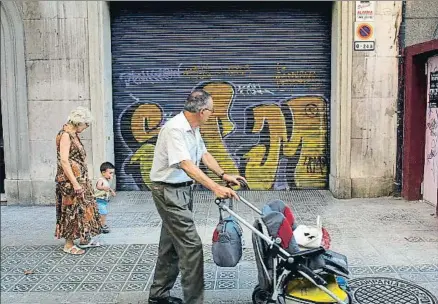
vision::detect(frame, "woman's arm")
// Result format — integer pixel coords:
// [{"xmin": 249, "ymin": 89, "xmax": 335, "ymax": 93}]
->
[{"xmin": 59, "ymin": 132, "xmax": 81, "ymax": 191}]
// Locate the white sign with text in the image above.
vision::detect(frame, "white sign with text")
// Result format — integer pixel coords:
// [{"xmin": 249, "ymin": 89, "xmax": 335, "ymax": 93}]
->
[{"xmin": 356, "ymin": 1, "xmax": 375, "ymax": 21}]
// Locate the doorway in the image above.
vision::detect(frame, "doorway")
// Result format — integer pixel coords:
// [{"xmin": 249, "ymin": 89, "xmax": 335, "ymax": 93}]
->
[
  {"xmin": 402, "ymin": 40, "xmax": 438, "ymax": 201},
  {"xmin": 423, "ymin": 55, "xmax": 438, "ymax": 206}
]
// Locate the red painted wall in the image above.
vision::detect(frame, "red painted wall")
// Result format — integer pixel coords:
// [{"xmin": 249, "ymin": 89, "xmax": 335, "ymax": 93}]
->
[{"xmin": 402, "ymin": 40, "xmax": 438, "ymax": 200}]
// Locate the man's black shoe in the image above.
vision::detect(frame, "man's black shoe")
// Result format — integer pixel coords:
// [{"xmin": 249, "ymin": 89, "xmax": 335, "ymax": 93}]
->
[{"xmin": 148, "ymin": 296, "xmax": 184, "ymax": 304}]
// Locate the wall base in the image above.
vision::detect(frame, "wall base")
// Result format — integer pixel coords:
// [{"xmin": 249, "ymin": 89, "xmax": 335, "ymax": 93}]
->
[
  {"xmin": 329, "ymin": 174, "xmax": 352, "ymax": 199},
  {"xmin": 4, "ymin": 179, "xmax": 33, "ymax": 205},
  {"xmin": 5, "ymin": 179, "xmax": 55, "ymax": 205},
  {"xmin": 351, "ymin": 177, "xmax": 394, "ymax": 198}
]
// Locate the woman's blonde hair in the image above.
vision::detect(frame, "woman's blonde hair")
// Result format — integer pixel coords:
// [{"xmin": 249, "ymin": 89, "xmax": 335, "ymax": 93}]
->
[{"xmin": 67, "ymin": 106, "xmax": 93, "ymax": 127}]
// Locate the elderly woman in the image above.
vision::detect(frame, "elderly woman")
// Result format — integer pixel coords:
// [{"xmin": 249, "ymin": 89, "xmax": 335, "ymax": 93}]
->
[{"xmin": 55, "ymin": 106, "xmax": 102, "ymax": 254}]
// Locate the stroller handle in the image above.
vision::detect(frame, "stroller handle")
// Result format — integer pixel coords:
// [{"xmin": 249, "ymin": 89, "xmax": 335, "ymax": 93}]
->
[
  {"xmin": 225, "ymin": 179, "xmax": 263, "ymax": 215},
  {"xmin": 238, "ymin": 195, "xmax": 263, "ymax": 215}
]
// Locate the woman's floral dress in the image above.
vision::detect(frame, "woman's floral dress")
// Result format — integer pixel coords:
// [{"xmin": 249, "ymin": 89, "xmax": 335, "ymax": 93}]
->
[{"xmin": 55, "ymin": 125, "xmax": 101, "ymax": 242}]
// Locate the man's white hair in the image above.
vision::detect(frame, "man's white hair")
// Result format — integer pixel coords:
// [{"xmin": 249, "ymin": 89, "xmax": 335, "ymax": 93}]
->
[{"xmin": 67, "ymin": 106, "xmax": 93, "ymax": 126}]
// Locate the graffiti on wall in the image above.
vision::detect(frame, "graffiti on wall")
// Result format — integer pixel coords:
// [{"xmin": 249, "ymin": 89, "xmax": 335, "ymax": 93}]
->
[
  {"xmin": 110, "ymin": 5, "xmax": 333, "ymax": 191},
  {"xmin": 117, "ymin": 80, "xmax": 328, "ymax": 190}
]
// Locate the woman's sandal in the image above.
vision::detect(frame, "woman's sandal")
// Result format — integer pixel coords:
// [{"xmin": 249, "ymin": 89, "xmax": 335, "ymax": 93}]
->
[
  {"xmin": 77, "ymin": 240, "xmax": 102, "ymax": 249},
  {"xmin": 63, "ymin": 245, "xmax": 85, "ymax": 255}
]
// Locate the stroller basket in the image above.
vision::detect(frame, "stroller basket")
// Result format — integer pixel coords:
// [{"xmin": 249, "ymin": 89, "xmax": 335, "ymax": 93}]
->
[{"xmin": 215, "ymin": 194, "xmax": 351, "ymax": 304}]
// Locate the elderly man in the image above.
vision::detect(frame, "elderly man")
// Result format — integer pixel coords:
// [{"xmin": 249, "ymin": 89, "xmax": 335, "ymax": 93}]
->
[{"xmin": 148, "ymin": 89, "xmax": 246, "ymax": 304}]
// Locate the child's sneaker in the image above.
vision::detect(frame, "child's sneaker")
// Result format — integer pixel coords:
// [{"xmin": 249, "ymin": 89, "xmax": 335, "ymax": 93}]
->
[{"xmin": 101, "ymin": 225, "xmax": 110, "ymax": 234}]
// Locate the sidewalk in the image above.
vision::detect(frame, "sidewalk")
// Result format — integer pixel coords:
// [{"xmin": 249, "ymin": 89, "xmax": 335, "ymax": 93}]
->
[{"xmin": 1, "ymin": 190, "xmax": 438, "ymax": 303}]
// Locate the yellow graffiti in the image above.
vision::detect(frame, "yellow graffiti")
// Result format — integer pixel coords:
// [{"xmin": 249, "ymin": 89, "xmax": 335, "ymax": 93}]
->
[
  {"xmin": 130, "ymin": 143, "xmax": 155, "ymax": 187},
  {"xmin": 243, "ymin": 97, "xmax": 327, "ymax": 190},
  {"xmin": 131, "ymin": 104, "xmax": 162, "ymax": 143},
  {"xmin": 125, "ymin": 82, "xmax": 328, "ymax": 190},
  {"xmin": 244, "ymin": 105, "xmax": 287, "ymax": 189},
  {"xmin": 284, "ymin": 97, "xmax": 327, "ymax": 188},
  {"xmin": 200, "ymin": 82, "xmax": 240, "ymax": 181},
  {"xmin": 130, "ymin": 104, "xmax": 162, "ymax": 189}
]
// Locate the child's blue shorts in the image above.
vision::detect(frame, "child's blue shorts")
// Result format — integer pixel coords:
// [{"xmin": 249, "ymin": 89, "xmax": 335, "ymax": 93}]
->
[{"xmin": 96, "ymin": 198, "xmax": 109, "ymax": 215}]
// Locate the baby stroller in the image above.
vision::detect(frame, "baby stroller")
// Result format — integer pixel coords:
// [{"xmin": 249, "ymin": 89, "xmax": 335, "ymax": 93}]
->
[{"xmin": 215, "ymin": 192, "xmax": 352, "ymax": 304}]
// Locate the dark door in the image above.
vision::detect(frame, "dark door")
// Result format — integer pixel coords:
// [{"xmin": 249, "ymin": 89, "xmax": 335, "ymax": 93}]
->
[{"xmin": 111, "ymin": 2, "xmax": 332, "ymax": 191}]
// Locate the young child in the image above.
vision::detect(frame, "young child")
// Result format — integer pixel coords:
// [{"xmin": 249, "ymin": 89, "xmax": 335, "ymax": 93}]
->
[{"xmin": 94, "ymin": 162, "xmax": 116, "ymax": 234}]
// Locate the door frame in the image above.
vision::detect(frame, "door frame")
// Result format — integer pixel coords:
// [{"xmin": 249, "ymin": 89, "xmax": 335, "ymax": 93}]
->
[
  {"xmin": 1, "ymin": 1, "xmax": 31, "ymax": 203},
  {"xmin": 94, "ymin": 1, "xmax": 356, "ymax": 197},
  {"xmin": 402, "ymin": 39, "xmax": 438, "ymax": 201}
]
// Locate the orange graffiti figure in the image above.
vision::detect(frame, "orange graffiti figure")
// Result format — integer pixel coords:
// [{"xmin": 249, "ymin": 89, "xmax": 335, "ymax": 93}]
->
[
  {"xmin": 244, "ymin": 105, "xmax": 287, "ymax": 190},
  {"xmin": 199, "ymin": 82, "xmax": 240, "ymax": 180},
  {"xmin": 130, "ymin": 104, "xmax": 163, "ymax": 189}
]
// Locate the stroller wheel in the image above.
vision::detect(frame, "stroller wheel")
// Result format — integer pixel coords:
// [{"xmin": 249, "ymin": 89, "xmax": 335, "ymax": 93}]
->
[{"xmin": 252, "ymin": 285, "xmax": 271, "ymax": 304}]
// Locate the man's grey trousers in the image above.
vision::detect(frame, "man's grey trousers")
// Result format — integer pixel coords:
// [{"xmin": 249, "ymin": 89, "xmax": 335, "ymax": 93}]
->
[{"xmin": 149, "ymin": 183, "xmax": 204, "ymax": 304}]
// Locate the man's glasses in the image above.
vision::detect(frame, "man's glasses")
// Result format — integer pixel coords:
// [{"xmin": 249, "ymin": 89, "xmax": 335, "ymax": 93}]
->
[{"xmin": 203, "ymin": 108, "xmax": 214, "ymax": 114}]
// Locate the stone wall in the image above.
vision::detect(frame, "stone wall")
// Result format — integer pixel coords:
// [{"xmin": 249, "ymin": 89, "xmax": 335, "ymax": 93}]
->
[
  {"xmin": 350, "ymin": 1, "xmax": 403, "ymax": 197},
  {"xmin": 19, "ymin": 1, "xmax": 92, "ymax": 203},
  {"xmin": 404, "ymin": 0, "xmax": 438, "ymax": 47}
]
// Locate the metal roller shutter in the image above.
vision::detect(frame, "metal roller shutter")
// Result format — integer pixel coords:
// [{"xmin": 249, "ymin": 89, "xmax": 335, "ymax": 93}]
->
[{"xmin": 111, "ymin": 2, "xmax": 332, "ymax": 191}]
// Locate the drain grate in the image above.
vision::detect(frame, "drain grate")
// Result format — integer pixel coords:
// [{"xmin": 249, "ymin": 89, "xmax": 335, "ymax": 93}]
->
[{"xmin": 349, "ymin": 277, "xmax": 437, "ymax": 304}]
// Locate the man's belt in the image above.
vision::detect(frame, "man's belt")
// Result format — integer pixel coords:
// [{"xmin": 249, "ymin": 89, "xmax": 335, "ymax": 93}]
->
[{"xmin": 153, "ymin": 181, "xmax": 193, "ymax": 188}]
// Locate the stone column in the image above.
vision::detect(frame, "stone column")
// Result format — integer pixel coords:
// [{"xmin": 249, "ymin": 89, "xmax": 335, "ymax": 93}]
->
[
  {"xmin": 87, "ymin": 1, "xmax": 115, "ymax": 180},
  {"xmin": 329, "ymin": 2, "xmax": 354, "ymax": 198}
]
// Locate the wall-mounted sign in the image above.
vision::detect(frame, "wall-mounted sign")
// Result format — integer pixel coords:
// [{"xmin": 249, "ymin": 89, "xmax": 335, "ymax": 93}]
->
[
  {"xmin": 354, "ymin": 22, "xmax": 375, "ymax": 51},
  {"xmin": 356, "ymin": 1, "xmax": 375, "ymax": 21},
  {"xmin": 430, "ymin": 71, "xmax": 438, "ymax": 108}
]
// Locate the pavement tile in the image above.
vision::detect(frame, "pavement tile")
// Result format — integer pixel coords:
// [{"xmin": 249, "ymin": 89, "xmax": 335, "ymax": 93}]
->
[{"xmin": 1, "ymin": 191, "xmax": 437, "ymax": 302}]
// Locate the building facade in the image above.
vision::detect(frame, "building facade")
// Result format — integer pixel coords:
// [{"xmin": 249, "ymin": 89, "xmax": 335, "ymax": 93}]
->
[{"xmin": 1, "ymin": 1, "xmax": 404, "ymax": 204}]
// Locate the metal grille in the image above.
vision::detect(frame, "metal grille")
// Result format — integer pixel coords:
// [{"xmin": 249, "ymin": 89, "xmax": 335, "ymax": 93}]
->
[
  {"xmin": 111, "ymin": 2, "xmax": 332, "ymax": 191},
  {"xmin": 349, "ymin": 277, "xmax": 438, "ymax": 304}
]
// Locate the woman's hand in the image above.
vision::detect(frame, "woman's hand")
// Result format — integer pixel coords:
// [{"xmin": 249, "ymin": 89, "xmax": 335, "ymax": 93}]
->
[{"xmin": 73, "ymin": 183, "xmax": 85, "ymax": 199}]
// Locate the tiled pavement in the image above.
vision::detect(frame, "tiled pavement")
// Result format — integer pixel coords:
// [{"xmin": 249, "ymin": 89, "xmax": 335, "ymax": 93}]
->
[{"xmin": 1, "ymin": 190, "xmax": 438, "ymax": 303}]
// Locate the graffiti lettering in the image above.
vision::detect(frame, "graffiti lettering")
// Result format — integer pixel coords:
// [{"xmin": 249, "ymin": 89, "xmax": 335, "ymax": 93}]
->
[
  {"xmin": 237, "ymin": 83, "xmax": 274, "ymax": 96},
  {"xmin": 119, "ymin": 64, "xmax": 183, "ymax": 87},
  {"xmin": 283, "ymin": 96, "xmax": 328, "ymax": 188},
  {"xmin": 130, "ymin": 144, "xmax": 156, "ymax": 187},
  {"xmin": 183, "ymin": 65, "xmax": 251, "ymax": 80},
  {"xmin": 244, "ymin": 105, "xmax": 287, "ymax": 189},
  {"xmin": 304, "ymin": 156, "xmax": 327, "ymax": 174},
  {"xmin": 275, "ymin": 64, "xmax": 316, "ymax": 87},
  {"xmin": 183, "ymin": 65, "xmax": 213, "ymax": 79},
  {"xmin": 200, "ymin": 82, "xmax": 240, "ymax": 181},
  {"xmin": 119, "ymin": 82, "xmax": 328, "ymax": 190},
  {"xmin": 131, "ymin": 104, "xmax": 162, "ymax": 143}
]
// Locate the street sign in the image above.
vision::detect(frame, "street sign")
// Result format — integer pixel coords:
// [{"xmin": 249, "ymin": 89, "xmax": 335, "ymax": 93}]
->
[
  {"xmin": 354, "ymin": 41, "xmax": 375, "ymax": 51},
  {"xmin": 354, "ymin": 22, "xmax": 375, "ymax": 51},
  {"xmin": 355, "ymin": 22, "xmax": 374, "ymax": 41},
  {"xmin": 356, "ymin": 1, "xmax": 375, "ymax": 21}
]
